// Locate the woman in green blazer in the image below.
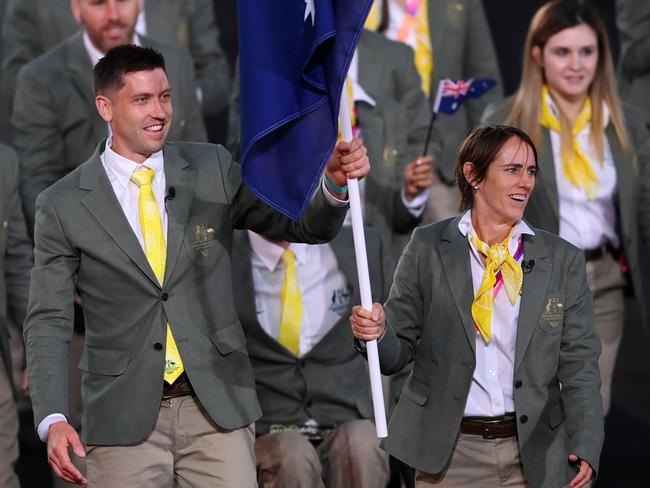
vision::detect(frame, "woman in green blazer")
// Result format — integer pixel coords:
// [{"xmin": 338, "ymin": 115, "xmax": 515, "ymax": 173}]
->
[
  {"xmin": 351, "ymin": 125, "xmax": 602, "ymax": 487},
  {"xmin": 482, "ymin": 0, "xmax": 650, "ymax": 416}
]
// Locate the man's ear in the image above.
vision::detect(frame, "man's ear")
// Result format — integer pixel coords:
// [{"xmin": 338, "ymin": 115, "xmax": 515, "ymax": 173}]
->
[
  {"xmin": 463, "ymin": 162, "xmax": 477, "ymax": 187},
  {"xmin": 70, "ymin": 0, "xmax": 82, "ymax": 24},
  {"xmin": 95, "ymin": 95, "xmax": 113, "ymax": 123}
]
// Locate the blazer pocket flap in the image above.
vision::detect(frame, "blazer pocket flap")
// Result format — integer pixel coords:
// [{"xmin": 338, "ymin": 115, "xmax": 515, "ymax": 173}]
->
[
  {"xmin": 78, "ymin": 347, "xmax": 131, "ymax": 376},
  {"xmin": 402, "ymin": 375, "xmax": 430, "ymax": 406},
  {"xmin": 210, "ymin": 322, "xmax": 247, "ymax": 355},
  {"xmin": 547, "ymin": 403, "xmax": 564, "ymax": 429}
]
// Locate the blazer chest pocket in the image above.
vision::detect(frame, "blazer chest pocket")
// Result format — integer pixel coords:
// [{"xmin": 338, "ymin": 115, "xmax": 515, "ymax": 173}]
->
[
  {"xmin": 78, "ymin": 347, "xmax": 131, "ymax": 376},
  {"xmin": 537, "ymin": 293, "xmax": 565, "ymax": 336},
  {"xmin": 210, "ymin": 321, "xmax": 247, "ymax": 355}
]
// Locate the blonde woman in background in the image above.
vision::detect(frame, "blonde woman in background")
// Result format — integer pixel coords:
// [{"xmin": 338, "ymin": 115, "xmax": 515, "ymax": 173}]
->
[{"xmin": 483, "ymin": 0, "xmax": 650, "ymax": 416}]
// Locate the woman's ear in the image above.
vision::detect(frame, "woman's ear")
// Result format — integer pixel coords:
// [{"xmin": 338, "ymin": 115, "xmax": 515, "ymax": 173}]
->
[
  {"xmin": 532, "ymin": 45, "xmax": 543, "ymax": 67},
  {"xmin": 463, "ymin": 162, "xmax": 477, "ymax": 188}
]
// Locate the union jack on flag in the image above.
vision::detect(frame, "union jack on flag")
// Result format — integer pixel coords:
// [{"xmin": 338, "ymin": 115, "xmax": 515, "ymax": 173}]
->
[{"xmin": 434, "ymin": 78, "xmax": 497, "ymax": 115}]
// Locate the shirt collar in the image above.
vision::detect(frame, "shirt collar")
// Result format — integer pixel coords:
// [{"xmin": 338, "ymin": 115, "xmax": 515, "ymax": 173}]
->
[
  {"xmin": 545, "ymin": 91, "xmax": 610, "ymax": 130},
  {"xmin": 103, "ymin": 136, "xmax": 164, "ymax": 190},
  {"xmin": 458, "ymin": 209, "xmax": 534, "ymax": 255},
  {"xmin": 248, "ymin": 231, "xmax": 307, "ymax": 271},
  {"xmin": 82, "ymin": 31, "xmax": 141, "ymax": 67}
]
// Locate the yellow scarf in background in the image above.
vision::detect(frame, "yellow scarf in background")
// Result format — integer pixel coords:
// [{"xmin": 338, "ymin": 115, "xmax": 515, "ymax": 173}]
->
[{"xmin": 539, "ymin": 85, "xmax": 597, "ymax": 200}]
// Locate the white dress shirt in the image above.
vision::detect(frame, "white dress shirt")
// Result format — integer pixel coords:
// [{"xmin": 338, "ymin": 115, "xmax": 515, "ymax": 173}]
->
[
  {"xmin": 248, "ymin": 231, "xmax": 351, "ymax": 357},
  {"xmin": 547, "ymin": 96, "xmax": 619, "ymax": 250},
  {"xmin": 458, "ymin": 210, "xmax": 534, "ymax": 417}
]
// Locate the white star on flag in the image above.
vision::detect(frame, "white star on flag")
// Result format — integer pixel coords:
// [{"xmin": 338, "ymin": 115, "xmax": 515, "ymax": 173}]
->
[{"xmin": 304, "ymin": 0, "xmax": 315, "ymax": 26}]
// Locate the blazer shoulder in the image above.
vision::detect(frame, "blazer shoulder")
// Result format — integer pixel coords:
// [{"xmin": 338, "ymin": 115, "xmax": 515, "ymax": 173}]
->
[
  {"xmin": 530, "ymin": 227, "xmax": 583, "ymax": 262},
  {"xmin": 168, "ymin": 141, "xmax": 232, "ymax": 168},
  {"xmin": 361, "ymin": 29, "xmax": 414, "ymax": 57}
]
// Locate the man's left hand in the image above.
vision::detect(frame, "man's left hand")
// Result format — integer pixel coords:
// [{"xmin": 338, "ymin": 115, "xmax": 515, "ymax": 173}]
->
[
  {"xmin": 324, "ymin": 138, "xmax": 370, "ymax": 196},
  {"xmin": 568, "ymin": 454, "xmax": 593, "ymax": 488}
]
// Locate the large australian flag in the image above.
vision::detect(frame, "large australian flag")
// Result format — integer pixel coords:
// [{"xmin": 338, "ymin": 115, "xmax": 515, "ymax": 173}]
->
[{"xmin": 238, "ymin": 0, "xmax": 373, "ymax": 219}]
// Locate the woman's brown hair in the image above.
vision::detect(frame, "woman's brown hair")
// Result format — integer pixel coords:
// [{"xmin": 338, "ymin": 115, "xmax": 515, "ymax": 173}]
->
[{"xmin": 456, "ymin": 125, "xmax": 539, "ymax": 212}]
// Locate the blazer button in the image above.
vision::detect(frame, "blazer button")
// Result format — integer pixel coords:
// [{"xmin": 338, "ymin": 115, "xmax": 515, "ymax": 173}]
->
[
  {"xmin": 161, "ymin": 293, "xmax": 169, "ymax": 301},
  {"xmin": 514, "ymin": 380, "xmax": 522, "ymax": 389},
  {"xmin": 299, "ymin": 359, "xmax": 306, "ymax": 368},
  {"xmin": 154, "ymin": 342, "xmax": 163, "ymax": 351},
  {"xmin": 305, "ymin": 399, "xmax": 313, "ymax": 408},
  {"xmin": 519, "ymin": 415, "xmax": 528, "ymax": 424}
]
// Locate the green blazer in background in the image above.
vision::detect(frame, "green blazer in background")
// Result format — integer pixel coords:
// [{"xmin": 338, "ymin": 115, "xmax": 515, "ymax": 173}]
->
[
  {"xmin": 12, "ymin": 31, "xmax": 207, "ymax": 233},
  {"xmin": 355, "ymin": 30, "xmax": 432, "ymax": 276},
  {"xmin": 24, "ymin": 140, "xmax": 348, "ymax": 446},
  {"xmin": 232, "ymin": 226, "xmax": 385, "ymax": 435},
  {"xmin": 483, "ymin": 101, "xmax": 650, "ymax": 326},
  {"xmin": 616, "ymin": 0, "xmax": 650, "ymax": 125},
  {"xmin": 228, "ymin": 29, "xmax": 431, "ymax": 278},
  {"xmin": 424, "ymin": 0, "xmax": 503, "ymax": 183},
  {"xmin": 1, "ymin": 0, "xmax": 231, "ymax": 116},
  {"xmin": 375, "ymin": 217, "xmax": 604, "ymax": 487},
  {"xmin": 0, "ymin": 143, "xmax": 32, "ymax": 385}
]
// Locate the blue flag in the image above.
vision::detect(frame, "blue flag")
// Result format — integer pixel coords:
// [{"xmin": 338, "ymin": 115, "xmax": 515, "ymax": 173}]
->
[
  {"xmin": 238, "ymin": 0, "xmax": 373, "ymax": 219},
  {"xmin": 435, "ymin": 79, "xmax": 497, "ymax": 115}
]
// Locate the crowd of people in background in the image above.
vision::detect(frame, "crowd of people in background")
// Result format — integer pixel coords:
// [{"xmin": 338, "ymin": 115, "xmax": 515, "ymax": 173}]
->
[{"xmin": 0, "ymin": 0, "xmax": 648, "ymax": 487}]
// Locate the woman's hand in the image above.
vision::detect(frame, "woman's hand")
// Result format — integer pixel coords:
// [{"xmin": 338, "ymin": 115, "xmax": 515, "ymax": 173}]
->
[{"xmin": 350, "ymin": 303, "xmax": 386, "ymax": 341}]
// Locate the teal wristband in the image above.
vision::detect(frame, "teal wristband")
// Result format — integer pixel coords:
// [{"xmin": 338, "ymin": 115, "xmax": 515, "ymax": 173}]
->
[{"xmin": 324, "ymin": 174, "xmax": 348, "ymax": 194}]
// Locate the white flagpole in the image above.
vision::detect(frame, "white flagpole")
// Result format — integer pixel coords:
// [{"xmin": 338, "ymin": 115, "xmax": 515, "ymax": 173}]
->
[{"xmin": 338, "ymin": 82, "xmax": 388, "ymax": 438}]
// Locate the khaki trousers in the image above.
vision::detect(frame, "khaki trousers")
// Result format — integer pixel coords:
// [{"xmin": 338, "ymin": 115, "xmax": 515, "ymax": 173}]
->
[
  {"xmin": 85, "ymin": 396, "xmax": 256, "ymax": 488},
  {"xmin": 585, "ymin": 252, "xmax": 626, "ymax": 415},
  {"xmin": 0, "ymin": 360, "xmax": 19, "ymax": 488},
  {"xmin": 415, "ymin": 433, "xmax": 527, "ymax": 487},
  {"xmin": 255, "ymin": 419, "xmax": 389, "ymax": 488}
]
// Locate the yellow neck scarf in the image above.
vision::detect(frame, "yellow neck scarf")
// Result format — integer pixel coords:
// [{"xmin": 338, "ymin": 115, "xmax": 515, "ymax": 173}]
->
[
  {"xmin": 470, "ymin": 228, "xmax": 523, "ymax": 344},
  {"xmin": 539, "ymin": 85, "xmax": 597, "ymax": 200}
]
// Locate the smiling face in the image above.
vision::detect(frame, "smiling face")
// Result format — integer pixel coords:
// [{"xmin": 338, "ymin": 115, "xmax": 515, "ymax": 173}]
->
[
  {"xmin": 467, "ymin": 136, "xmax": 537, "ymax": 226},
  {"xmin": 71, "ymin": 0, "xmax": 141, "ymax": 54},
  {"xmin": 536, "ymin": 23, "xmax": 599, "ymax": 104},
  {"xmin": 96, "ymin": 68, "xmax": 172, "ymax": 163}
]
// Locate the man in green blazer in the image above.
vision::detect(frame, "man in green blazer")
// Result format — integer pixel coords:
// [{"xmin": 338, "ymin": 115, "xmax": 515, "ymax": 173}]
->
[
  {"xmin": 24, "ymin": 45, "xmax": 370, "ymax": 486},
  {"xmin": 12, "ymin": 0, "xmax": 208, "ymax": 234},
  {"xmin": 375, "ymin": 0, "xmax": 503, "ymax": 222},
  {"xmin": 0, "ymin": 143, "xmax": 33, "ymax": 488},
  {"xmin": 1, "ymin": 0, "xmax": 230, "ymax": 117},
  {"xmin": 232, "ymin": 227, "xmax": 389, "ymax": 487}
]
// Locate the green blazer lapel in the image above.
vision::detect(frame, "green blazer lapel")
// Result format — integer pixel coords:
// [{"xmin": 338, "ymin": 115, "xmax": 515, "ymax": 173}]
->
[
  {"xmin": 514, "ymin": 231, "xmax": 551, "ymax": 373},
  {"xmin": 79, "ymin": 143, "xmax": 160, "ymax": 287},
  {"xmin": 438, "ymin": 216, "xmax": 476, "ymax": 354},
  {"xmin": 162, "ymin": 145, "xmax": 195, "ymax": 284},
  {"xmin": 538, "ymin": 129, "xmax": 560, "ymax": 219},
  {"xmin": 608, "ymin": 124, "xmax": 636, "ymax": 239},
  {"xmin": 233, "ymin": 231, "xmax": 293, "ymax": 353},
  {"xmin": 65, "ymin": 33, "xmax": 106, "ymax": 139},
  {"xmin": 329, "ymin": 229, "xmax": 360, "ymax": 306},
  {"xmin": 427, "ymin": 0, "xmax": 448, "ymax": 95}
]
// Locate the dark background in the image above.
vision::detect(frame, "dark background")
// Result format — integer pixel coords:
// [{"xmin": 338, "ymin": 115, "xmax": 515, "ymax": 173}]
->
[{"xmin": 0, "ymin": 1, "xmax": 648, "ymax": 486}]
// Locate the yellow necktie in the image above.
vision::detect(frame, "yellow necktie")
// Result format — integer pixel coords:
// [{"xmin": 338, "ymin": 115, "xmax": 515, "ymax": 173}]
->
[
  {"xmin": 470, "ymin": 229, "xmax": 523, "ymax": 344},
  {"xmin": 130, "ymin": 167, "xmax": 184, "ymax": 384},
  {"xmin": 277, "ymin": 249, "xmax": 302, "ymax": 356},
  {"xmin": 539, "ymin": 85, "xmax": 597, "ymax": 200},
  {"xmin": 396, "ymin": 0, "xmax": 433, "ymax": 97}
]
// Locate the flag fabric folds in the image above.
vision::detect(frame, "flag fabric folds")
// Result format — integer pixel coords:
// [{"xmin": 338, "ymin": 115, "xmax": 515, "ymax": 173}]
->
[
  {"xmin": 238, "ymin": 0, "xmax": 373, "ymax": 219},
  {"xmin": 435, "ymin": 78, "xmax": 497, "ymax": 115}
]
